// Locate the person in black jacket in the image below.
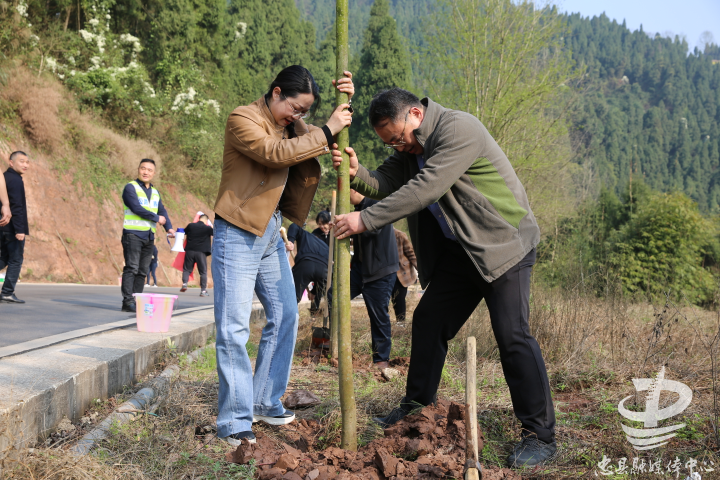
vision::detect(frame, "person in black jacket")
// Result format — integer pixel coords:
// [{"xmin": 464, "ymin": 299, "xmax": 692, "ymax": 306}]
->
[
  {"xmin": 349, "ymin": 190, "xmax": 398, "ymax": 369},
  {"xmin": 0, "ymin": 151, "xmax": 30, "ymax": 304},
  {"xmin": 181, "ymin": 214, "xmax": 213, "ymax": 296},
  {"xmin": 311, "ymin": 210, "xmax": 331, "ymax": 246},
  {"xmin": 286, "ymin": 222, "xmax": 329, "ymax": 312}
]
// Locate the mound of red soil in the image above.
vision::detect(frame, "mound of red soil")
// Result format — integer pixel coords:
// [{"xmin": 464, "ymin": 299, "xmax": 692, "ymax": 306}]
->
[{"xmin": 225, "ymin": 400, "xmax": 520, "ymax": 479}]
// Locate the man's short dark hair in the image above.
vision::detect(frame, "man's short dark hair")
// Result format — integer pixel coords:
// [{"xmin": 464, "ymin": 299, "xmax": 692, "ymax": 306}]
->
[
  {"xmin": 200, "ymin": 214, "xmax": 209, "ymax": 221},
  {"xmin": 139, "ymin": 158, "xmax": 156, "ymax": 167},
  {"xmin": 368, "ymin": 88, "xmax": 422, "ymax": 127},
  {"xmin": 9, "ymin": 151, "xmax": 28, "ymax": 161}
]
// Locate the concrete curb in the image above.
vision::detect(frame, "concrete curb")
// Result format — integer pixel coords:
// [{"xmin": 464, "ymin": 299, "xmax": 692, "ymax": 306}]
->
[
  {"xmin": 71, "ymin": 343, "xmax": 214, "ymax": 456},
  {"xmin": 0, "ymin": 303, "xmax": 264, "ymax": 455},
  {"xmin": 0, "ymin": 305, "xmax": 215, "ymax": 360}
]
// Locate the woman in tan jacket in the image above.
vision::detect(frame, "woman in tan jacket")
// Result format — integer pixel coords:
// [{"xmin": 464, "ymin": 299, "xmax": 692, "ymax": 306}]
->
[{"xmin": 212, "ymin": 65, "xmax": 354, "ymax": 446}]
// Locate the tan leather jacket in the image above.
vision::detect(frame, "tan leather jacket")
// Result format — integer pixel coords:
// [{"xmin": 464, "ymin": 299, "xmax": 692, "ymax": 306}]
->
[
  {"xmin": 214, "ymin": 97, "xmax": 330, "ymax": 236},
  {"xmin": 395, "ymin": 229, "xmax": 418, "ymax": 287}
]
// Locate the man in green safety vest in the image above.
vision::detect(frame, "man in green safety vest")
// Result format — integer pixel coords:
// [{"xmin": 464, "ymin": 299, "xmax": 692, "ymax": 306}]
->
[{"xmin": 120, "ymin": 159, "xmax": 175, "ymax": 312}]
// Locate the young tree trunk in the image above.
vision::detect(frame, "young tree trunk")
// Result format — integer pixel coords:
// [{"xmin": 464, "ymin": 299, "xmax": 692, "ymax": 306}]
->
[{"xmin": 335, "ymin": 0, "xmax": 357, "ymax": 451}]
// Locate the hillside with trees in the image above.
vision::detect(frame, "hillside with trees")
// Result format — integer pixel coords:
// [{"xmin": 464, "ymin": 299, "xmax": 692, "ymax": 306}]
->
[{"xmin": 2, "ymin": 0, "xmax": 720, "ymax": 301}]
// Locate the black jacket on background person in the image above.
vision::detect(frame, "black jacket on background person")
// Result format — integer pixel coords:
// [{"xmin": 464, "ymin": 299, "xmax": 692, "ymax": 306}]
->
[
  {"xmin": 184, "ymin": 221, "xmax": 214, "ymax": 255},
  {"xmin": 287, "ymin": 224, "xmax": 328, "ymax": 266},
  {"xmin": 0, "ymin": 168, "xmax": 28, "ymax": 236},
  {"xmin": 352, "ymin": 198, "xmax": 398, "ymax": 283},
  {"xmin": 312, "ymin": 227, "xmax": 330, "ymax": 246}
]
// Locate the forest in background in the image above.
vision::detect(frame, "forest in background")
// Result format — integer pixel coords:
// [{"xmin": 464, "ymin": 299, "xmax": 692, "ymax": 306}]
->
[{"xmin": 1, "ymin": 0, "xmax": 720, "ymax": 303}]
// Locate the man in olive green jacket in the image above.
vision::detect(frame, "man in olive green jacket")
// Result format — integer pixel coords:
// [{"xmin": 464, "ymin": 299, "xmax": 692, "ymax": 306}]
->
[{"xmin": 332, "ymin": 88, "xmax": 555, "ymax": 468}]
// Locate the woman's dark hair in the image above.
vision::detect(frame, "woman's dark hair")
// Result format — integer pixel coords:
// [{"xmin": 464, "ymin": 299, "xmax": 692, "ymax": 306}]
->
[
  {"xmin": 265, "ymin": 65, "xmax": 321, "ymax": 119},
  {"xmin": 369, "ymin": 87, "xmax": 422, "ymax": 127},
  {"xmin": 316, "ymin": 210, "xmax": 331, "ymax": 225}
]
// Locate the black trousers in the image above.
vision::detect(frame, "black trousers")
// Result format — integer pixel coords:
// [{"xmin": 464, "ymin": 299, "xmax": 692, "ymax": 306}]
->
[
  {"xmin": 292, "ymin": 259, "xmax": 327, "ymax": 308},
  {"xmin": 350, "ymin": 263, "xmax": 396, "ymax": 363},
  {"xmin": 404, "ymin": 239, "xmax": 555, "ymax": 443},
  {"xmin": 121, "ymin": 232, "xmax": 154, "ymax": 304},
  {"xmin": 0, "ymin": 232, "xmax": 25, "ymax": 295},
  {"xmin": 182, "ymin": 250, "xmax": 208, "ymax": 290},
  {"xmin": 390, "ymin": 277, "xmax": 408, "ymax": 321}
]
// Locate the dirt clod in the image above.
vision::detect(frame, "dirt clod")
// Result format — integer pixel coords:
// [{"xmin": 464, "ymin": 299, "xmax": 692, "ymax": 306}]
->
[
  {"xmin": 226, "ymin": 401, "xmax": 520, "ymax": 479},
  {"xmin": 276, "ymin": 453, "xmax": 300, "ymax": 471},
  {"xmin": 381, "ymin": 367, "xmax": 401, "ymax": 380},
  {"xmin": 285, "ymin": 390, "xmax": 322, "ymax": 409}
]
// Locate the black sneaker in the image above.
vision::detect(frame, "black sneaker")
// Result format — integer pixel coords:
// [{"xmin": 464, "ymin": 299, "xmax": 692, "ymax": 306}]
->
[
  {"xmin": 507, "ymin": 437, "xmax": 557, "ymax": 468},
  {"xmin": 180, "ymin": 283, "xmax": 188, "ymax": 292},
  {"xmin": 121, "ymin": 301, "xmax": 136, "ymax": 313},
  {"xmin": 0, "ymin": 294, "xmax": 25, "ymax": 304},
  {"xmin": 372, "ymin": 407, "xmax": 409, "ymax": 428},
  {"xmin": 221, "ymin": 431, "xmax": 256, "ymax": 447},
  {"xmin": 253, "ymin": 411, "xmax": 295, "ymax": 425},
  {"xmin": 200, "ymin": 290, "xmax": 209, "ymax": 297}
]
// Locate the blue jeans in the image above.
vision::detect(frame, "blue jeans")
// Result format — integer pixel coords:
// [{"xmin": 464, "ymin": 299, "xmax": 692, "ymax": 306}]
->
[{"xmin": 212, "ymin": 212, "xmax": 298, "ymax": 437}]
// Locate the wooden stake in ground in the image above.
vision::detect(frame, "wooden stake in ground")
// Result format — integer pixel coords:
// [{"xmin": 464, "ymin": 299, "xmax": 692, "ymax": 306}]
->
[
  {"xmin": 56, "ymin": 230, "xmax": 86, "ymax": 283},
  {"xmin": 465, "ymin": 336, "xmax": 481, "ymax": 479},
  {"xmin": 335, "ymin": 0, "xmax": 357, "ymax": 451},
  {"xmin": 322, "ymin": 191, "xmax": 338, "ymax": 358}
]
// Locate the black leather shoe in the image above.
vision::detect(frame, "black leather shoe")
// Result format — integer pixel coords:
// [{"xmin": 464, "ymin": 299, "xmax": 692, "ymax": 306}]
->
[
  {"xmin": 373, "ymin": 407, "xmax": 409, "ymax": 428},
  {"xmin": 1, "ymin": 293, "xmax": 25, "ymax": 304},
  {"xmin": 507, "ymin": 437, "xmax": 557, "ymax": 468},
  {"xmin": 121, "ymin": 301, "xmax": 136, "ymax": 313}
]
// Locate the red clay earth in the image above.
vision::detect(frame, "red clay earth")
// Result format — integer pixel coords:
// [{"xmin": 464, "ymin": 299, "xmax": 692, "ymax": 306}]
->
[{"xmin": 225, "ymin": 399, "xmax": 520, "ymax": 480}]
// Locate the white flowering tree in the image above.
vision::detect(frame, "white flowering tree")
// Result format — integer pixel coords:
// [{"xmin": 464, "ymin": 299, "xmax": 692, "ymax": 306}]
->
[{"xmin": 24, "ymin": 0, "xmax": 221, "ymax": 128}]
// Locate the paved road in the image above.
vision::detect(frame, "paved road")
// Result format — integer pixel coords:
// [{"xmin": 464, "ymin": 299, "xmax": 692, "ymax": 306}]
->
[{"xmin": 0, "ymin": 284, "xmax": 214, "ymax": 347}]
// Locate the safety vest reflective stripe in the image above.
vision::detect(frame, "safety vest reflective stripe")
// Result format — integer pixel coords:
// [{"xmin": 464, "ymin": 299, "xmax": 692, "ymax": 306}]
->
[{"xmin": 123, "ymin": 181, "xmax": 160, "ymax": 233}]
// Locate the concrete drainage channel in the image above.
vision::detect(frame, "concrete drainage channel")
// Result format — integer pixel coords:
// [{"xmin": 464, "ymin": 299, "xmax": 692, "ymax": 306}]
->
[{"xmin": 71, "ymin": 342, "xmax": 215, "ymax": 456}]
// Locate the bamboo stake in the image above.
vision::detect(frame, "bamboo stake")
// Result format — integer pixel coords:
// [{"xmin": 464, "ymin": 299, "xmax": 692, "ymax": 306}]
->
[
  {"xmin": 56, "ymin": 230, "xmax": 86, "ymax": 283},
  {"xmin": 335, "ymin": 0, "xmax": 356, "ymax": 451},
  {"xmin": 465, "ymin": 337, "xmax": 481, "ymax": 480},
  {"xmin": 324, "ymin": 191, "xmax": 338, "ymax": 357},
  {"xmin": 331, "ymin": 223, "xmax": 340, "ymax": 359}
]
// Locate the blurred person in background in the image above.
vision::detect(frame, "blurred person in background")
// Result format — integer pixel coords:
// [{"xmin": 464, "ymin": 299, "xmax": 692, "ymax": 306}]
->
[
  {"xmin": 146, "ymin": 244, "xmax": 159, "ymax": 287},
  {"xmin": 285, "ymin": 221, "xmax": 329, "ymax": 313},
  {"xmin": 391, "ymin": 229, "xmax": 416, "ymax": 323},
  {"xmin": 312, "ymin": 210, "xmax": 331, "ymax": 246},
  {"xmin": 0, "ymin": 164, "xmax": 10, "ymax": 227},
  {"xmin": 181, "ymin": 213, "xmax": 213, "ymax": 297},
  {"xmin": 348, "ymin": 189, "xmax": 398, "ymax": 370},
  {"xmin": 0, "ymin": 151, "xmax": 29, "ymax": 304}
]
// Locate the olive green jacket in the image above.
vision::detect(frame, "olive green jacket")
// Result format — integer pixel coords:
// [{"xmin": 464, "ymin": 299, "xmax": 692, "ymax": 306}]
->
[{"xmin": 351, "ymin": 97, "xmax": 540, "ymax": 285}]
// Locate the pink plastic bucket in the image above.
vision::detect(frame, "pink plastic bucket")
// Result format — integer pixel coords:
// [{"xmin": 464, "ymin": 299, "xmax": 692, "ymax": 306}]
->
[{"xmin": 132, "ymin": 293, "xmax": 178, "ymax": 332}]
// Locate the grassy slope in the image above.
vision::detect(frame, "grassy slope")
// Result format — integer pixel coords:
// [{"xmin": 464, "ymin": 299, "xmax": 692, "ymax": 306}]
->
[
  {"xmin": 6, "ymin": 287, "xmax": 720, "ymax": 478},
  {"xmin": 0, "ymin": 66, "xmax": 214, "ymax": 286}
]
